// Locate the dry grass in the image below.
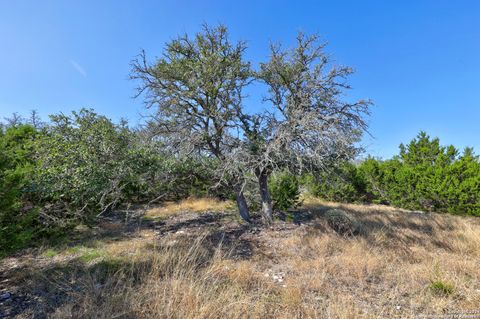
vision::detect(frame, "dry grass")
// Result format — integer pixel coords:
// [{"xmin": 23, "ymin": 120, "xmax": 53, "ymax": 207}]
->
[
  {"xmin": 4, "ymin": 198, "xmax": 480, "ymax": 318},
  {"xmin": 145, "ymin": 197, "xmax": 234, "ymax": 219}
]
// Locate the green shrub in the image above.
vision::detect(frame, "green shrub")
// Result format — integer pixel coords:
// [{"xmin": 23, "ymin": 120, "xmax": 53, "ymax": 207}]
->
[
  {"xmin": 301, "ymin": 132, "xmax": 480, "ymax": 217},
  {"xmin": 1, "ymin": 109, "xmax": 234, "ymax": 256},
  {"xmin": 0, "ymin": 124, "xmax": 40, "ymax": 256},
  {"xmin": 32, "ymin": 109, "xmax": 140, "ymax": 224},
  {"xmin": 269, "ymin": 171, "xmax": 301, "ymax": 211},
  {"xmin": 302, "ymin": 162, "xmax": 371, "ymax": 203},
  {"xmin": 33, "ymin": 109, "xmax": 230, "ymax": 225},
  {"xmin": 359, "ymin": 132, "xmax": 480, "ymax": 216},
  {"xmin": 429, "ymin": 280, "xmax": 454, "ymax": 296},
  {"xmin": 324, "ymin": 209, "xmax": 361, "ymax": 236}
]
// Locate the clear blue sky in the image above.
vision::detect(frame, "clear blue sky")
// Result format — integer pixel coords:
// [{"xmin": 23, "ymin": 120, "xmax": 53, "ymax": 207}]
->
[{"xmin": 1, "ymin": 1, "xmax": 479, "ymax": 158}]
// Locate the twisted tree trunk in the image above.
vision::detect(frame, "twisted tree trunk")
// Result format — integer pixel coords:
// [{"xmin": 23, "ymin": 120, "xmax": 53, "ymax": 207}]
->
[
  {"xmin": 257, "ymin": 169, "xmax": 273, "ymax": 224},
  {"xmin": 234, "ymin": 186, "xmax": 251, "ymax": 223}
]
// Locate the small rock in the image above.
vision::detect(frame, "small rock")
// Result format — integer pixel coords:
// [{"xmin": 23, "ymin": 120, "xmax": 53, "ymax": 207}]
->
[{"xmin": 396, "ymin": 305, "xmax": 401, "ymax": 310}]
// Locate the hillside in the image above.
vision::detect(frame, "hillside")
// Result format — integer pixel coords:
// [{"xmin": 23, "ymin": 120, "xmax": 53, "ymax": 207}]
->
[{"xmin": 1, "ymin": 198, "xmax": 479, "ymax": 318}]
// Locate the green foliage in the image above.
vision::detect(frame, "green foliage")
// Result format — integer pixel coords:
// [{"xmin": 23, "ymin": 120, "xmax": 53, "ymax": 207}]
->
[
  {"xmin": 1, "ymin": 109, "xmax": 228, "ymax": 256},
  {"xmin": 429, "ymin": 280, "xmax": 454, "ymax": 296},
  {"xmin": 0, "ymin": 124, "xmax": 39, "ymax": 255},
  {"xmin": 360, "ymin": 132, "xmax": 480, "ymax": 215},
  {"xmin": 269, "ymin": 172, "xmax": 300, "ymax": 211},
  {"xmin": 302, "ymin": 132, "xmax": 480, "ymax": 216},
  {"xmin": 33, "ymin": 109, "xmax": 140, "ymax": 224},
  {"xmin": 2, "ymin": 104, "xmax": 480, "ymax": 258},
  {"xmin": 42, "ymin": 248, "xmax": 59, "ymax": 258},
  {"xmin": 33, "ymin": 109, "xmax": 225, "ymax": 225},
  {"xmin": 324, "ymin": 209, "xmax": 362, "ymax": 236},
  {"xmin": 302, "ymin": 162, "xmax": 370, "ymax": 203}
]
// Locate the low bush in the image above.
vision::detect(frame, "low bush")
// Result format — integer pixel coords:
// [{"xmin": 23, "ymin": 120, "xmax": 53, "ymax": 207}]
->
[
  {"xmin": 429, "ymin": 280, "xmax": 454, "ymax": 296},
  {"xmin": 324, "ymin": 209, "xmax": 361, "ymax": 236},
  {"xmin": 302, "ymin": 162, "xmax": 371, "ymax": 203},
  {"xmin": 359, "ymin": 132, "xmax": 480, "ymax": 215},
  {"xmin": 0, "ymin": 124, "xmax": 40, "ymax": 255},
  {"xmin": 269, "ymin": 171, "xmax": 301, "ymax": 211},
  {"xmin": 303, "ymin": 132, "xmax": 480, "ymax": 216},
  {"xmin": 0, "ymin": 109, "xmax": 231, "ymax": 256}
]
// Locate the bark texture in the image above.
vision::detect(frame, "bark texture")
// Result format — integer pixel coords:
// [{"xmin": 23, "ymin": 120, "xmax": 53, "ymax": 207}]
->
[
  {"xmin": 257, "ymin": 170, "xmax": 273, "ymax": 224},
  {"xmin": 235, "ymin": 189, "xmax": 251, "ymax": 223}
]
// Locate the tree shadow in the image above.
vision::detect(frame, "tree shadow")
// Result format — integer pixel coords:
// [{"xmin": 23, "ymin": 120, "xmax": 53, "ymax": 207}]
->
[
  {"xmin": 0, "ymin": 209, "xmax": 259, "ymax": 318},
  {"xmin": 1, "ymin": 254, "xmax": 163, "ymax": 318},
  {"xmin": 294, "ymin": 203, "xmax": 458, "ymax": 252},
  {"xmin": 1, "ymin": 202, "xmax": 465, "ymax": 318}
]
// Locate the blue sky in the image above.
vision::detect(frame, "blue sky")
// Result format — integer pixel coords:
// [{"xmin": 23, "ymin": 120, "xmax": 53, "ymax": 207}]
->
[{"xmin": 1, "ymin": 1, "xmax": 479, "ymax": 158}]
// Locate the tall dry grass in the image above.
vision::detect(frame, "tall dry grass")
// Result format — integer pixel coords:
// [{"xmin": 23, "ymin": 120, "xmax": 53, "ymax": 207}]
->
[
  {"xmin": 50, "ymin": 236, "xmax": 272, "ymax": 318},
  {"xmin": 37, "ymin": 199, "xmax": 480, "ymax": 318},
  {"xmin": 145, "ymin": 197, "xmax": 233, "ymax": 219}
]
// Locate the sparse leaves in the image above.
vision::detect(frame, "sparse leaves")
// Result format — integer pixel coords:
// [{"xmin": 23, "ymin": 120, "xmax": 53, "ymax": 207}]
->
[{"xmin": 131, "ymin": 25, "xmax": 371, "ymax": 222}]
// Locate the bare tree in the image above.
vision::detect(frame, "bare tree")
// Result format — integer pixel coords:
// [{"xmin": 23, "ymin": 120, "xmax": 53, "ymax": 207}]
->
[
  {"xmin": 4, "ymin": 112, "xmax": 24, "ymax": 128},
  {"xmin": 132, "ymin": 25, "xmax": 371, "ymax": 224},
  {"xmin": 238, "ymin": 33, "xmax": 371, "ymax": 223},
  {"xmin": 131, "ymin": 24, "xmax": 253, "ymax": 222},
  {"xmin": 28, "ymin": 110, "xmax": 44, "ymax": 129}
]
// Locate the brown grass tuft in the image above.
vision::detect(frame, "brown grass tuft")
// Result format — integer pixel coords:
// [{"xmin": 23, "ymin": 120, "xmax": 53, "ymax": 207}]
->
[{"xmin": 145, "ymin": 197, "xmax": 233, "ymax": 219}]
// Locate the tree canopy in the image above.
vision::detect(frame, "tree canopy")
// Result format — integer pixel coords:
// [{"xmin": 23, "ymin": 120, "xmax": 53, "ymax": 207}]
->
[{"xmin": 131, "ymin": 24, "xmax": 371, "ymax": 222}]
